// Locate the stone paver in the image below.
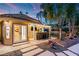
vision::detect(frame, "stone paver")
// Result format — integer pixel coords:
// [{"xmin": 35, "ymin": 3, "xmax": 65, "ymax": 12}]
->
[
  {"xmin": 13, "ymin": 42, "xmax": 29, "ymax": 46},
  {"xmin": 30, "ymin": 40, "xmax": 48, "ymax": 45},
  {"xmin": 0, "ymin": 46, "xmax": 15, "ymax": 55},
  {"xmin": 21, "ymin": 46, "xmax": 38, "ymax": 53},
  {"xmin": 0, "ymin": 40, "xmax": 79, "ymax": 56},
  {"xmin": 23, "ymin": 48, "xmax": 43, "ymax": 56},
  {"xmin": 0, "ymin": 40, "xmax": 47, "ymax": 55},
  {"xmin": 14, "ymin": 44, "xmax": 33, "ymax": 50},
  {"xmin": 38, "ymin": 50, "xmax": 55, "ymax": 56},
  {"xmin": 68, "ymin": 43, "xmax": 79, "ymax": 55},
  {"xmin": 63, "ymin": 50, "xmax": 77, "ymax": 56},
  {"xmin": 13, "ymin": 40, "xmax": 48, "ymax": 50},
  {"xmin": 55, "ymin": 52, "xmax": 66, "ymax": 56}
]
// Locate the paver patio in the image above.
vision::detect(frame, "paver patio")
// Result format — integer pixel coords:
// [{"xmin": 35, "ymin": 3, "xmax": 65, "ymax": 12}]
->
[
  {"xmin": 0, "ymin": 40, "xmax": 48, "ymax": 55},
  {"xmin": 23, "ymin": 48, "xmax": 43, "ymax": 56},
  {"xmin": 0, "ymin": 39, "xmax": 79, "ymax": 56},
  {"xmin": 68, "ymin": 43, "xmax": 79, "ymax": 55},
  {"xmin": 55, "ymin": 52, "xmax": 66, "ymax": 56},
  {"xmin": 21, "ymin": 46, "xmax": 38, "ymax": 53},
  {"xmin": 63, "ymin": 50, "xmax": 77, "ymax": 56},
  {"xmin": 38, "ymin": 50, "xmax": 55, "ymax": 56}
]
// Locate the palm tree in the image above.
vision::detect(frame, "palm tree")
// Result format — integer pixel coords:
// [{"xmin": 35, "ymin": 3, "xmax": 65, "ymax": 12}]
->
[
  {"xmin": 56, "ymin": 4, "xmax": 65, "ymax": 40},
  {"xmin": 40, "ymin": 3, "xmax": 66, "ymax": 40},
  {"xmin": 40, "ymin": 3, "xmax": 55, "ymax": 39},
  {"xmin": 40, "ymin": 3, "xmax": 55, "ymax": 20},
  {"xmin": 36, "ymin": 11, "xmax": 44, "ymax": 24},
  {"xmin": 75, "ymin": 12, "xmax": 79, "ymax": 35},
  {"xmin": 36, "ymin": 4, "xmax": 55, "ymax": 24},
  {"xmin": 66, "ymin": 4, "xmax": 76, "ymax": 37}
]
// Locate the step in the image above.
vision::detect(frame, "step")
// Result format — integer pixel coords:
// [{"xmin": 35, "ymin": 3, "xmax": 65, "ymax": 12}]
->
[
  {"xmin": 30, "ymin": 40, "xmax": 48, "ymax": 44},
  {"xmin": 21, "ymin": 46, "xmax": 38, "ymax": 53},
  {"xmin": 13, "ymin": 44, "xmax": 33, "ymax": 50},
  {"xmin": 38, "ymin": 50, "xmax": 55, "ymax": 56},
  {"xmin": 63, "ymin": 50, "xmax": 77, "ymax": 56},
  {"xmin": 55, "ymin": 52, "xmax": 66, "ymax": 56},
  {"xmin": 23, "ymin": 48, "xmax": 43, "ymax": 56},
  {"xmin": 13, "ymin": 42, "xmax": 29, "ymax": 47}
]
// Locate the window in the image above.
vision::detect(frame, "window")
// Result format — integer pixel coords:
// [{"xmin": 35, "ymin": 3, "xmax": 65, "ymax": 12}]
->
[
  {"xmin": 35, "ymin": 27, "xmax": 37, "ymax": 31},
  {"xmin": 31, "ymin": 26, "xmax": 37, "ymax": 31},
  {"xmin": 44, "ymin": 28, "xmax": 49, "ymax": 32},
  {"xmin": 31, "ymin": 26, "xmax": 33, "ymax": 31}
]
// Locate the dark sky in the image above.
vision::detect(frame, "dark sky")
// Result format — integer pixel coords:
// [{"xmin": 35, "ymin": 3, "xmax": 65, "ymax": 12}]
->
[{"xmin": 0, "ymin": 3, "xmax": 41, "ymax": 19}]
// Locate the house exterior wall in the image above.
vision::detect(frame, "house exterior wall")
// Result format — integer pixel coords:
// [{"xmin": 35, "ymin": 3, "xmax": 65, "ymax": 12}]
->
[
  {"xmin": 3, "ymin": 20, "xmax": 13, "ymax": 45},
  {"xmin": 0, "ymin": 17, "xmax": 30, "ymax": 45},
  {"xmin": 28, "ymin": 23, "xmax": 51, "ymax": 41},
  {"xmin": 28, "ymin": 24, "xmax": 34, "ymax": 41},
  {"xmin": 0, "ymin": 17, "xmax": 51, "ymax": 45}
]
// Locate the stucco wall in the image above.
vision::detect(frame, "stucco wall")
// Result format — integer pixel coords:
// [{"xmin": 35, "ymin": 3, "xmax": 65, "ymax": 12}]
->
[
  {"xmin": 0, "ymin": 17, "xmax": 38, "ymax": 45},
  {"xmin": 28, "ymin": 24, "xmax": 34, "ymax": 41},
  {"xmin": 0, "ymin": 17, "xmax": 51, "ymax": 45},
  {"xmin": 0, "ymin": 17, "xmax": 28, "ymax": 45},
  {"xmin": 28, "ymin": 23, "xmax": 51, "ymax": 41}
]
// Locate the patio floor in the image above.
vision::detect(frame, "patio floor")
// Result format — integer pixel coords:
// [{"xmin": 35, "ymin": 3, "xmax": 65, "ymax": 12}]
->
[{"xmin": 0, "ymin": 38, "xmax": 79, "ymax": 56}]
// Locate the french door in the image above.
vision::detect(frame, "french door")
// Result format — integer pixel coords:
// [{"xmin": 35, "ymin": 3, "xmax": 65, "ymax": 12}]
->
[
  {"xmin": 13, "ymin": 24, "xmax": 27, "ymax": 43},
  {"xmin": 21, "ymin": 26, "xmax": 27, "ymax": 41}
]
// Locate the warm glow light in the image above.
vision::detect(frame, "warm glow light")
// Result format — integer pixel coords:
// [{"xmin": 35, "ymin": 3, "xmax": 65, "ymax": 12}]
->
[
  {"xmin": 4, "ymin": 21, "xmax": 9, "ymax": 25},
  {"xmin": 4, "ymin": 21, "xmax": 11, "ymax": 25}
]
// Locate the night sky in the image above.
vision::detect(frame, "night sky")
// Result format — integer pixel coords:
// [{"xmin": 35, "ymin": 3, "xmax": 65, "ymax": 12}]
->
[{"xmin": 0, "ymin": 3, "xmax": 41, "ymax": 19}]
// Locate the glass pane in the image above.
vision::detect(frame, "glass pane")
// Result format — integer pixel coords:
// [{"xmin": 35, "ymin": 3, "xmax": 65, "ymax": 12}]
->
[{"xmin": 21, "ymin": 26, "xmax": 27, "ymax": 41}]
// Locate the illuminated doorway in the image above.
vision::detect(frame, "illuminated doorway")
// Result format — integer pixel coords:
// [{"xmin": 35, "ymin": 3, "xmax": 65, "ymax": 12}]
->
[{"xmin": 13, "ymin": 24, "xmax": 27, "ymax": 43}]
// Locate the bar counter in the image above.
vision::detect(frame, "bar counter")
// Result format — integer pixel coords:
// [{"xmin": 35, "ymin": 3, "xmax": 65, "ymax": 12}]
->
[{"xmin": 36, "ymin": 32, "xmax": 49, "ymax": 40}]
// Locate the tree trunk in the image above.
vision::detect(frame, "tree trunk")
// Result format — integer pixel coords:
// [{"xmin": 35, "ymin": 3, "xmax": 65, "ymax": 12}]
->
[
  {"xmin": 72, "ymin": 16, "xmax": 75, "ymax": 36},
  {"xmin": 69, "ymin": 19, "xmax": 72, "ymax": 38},
  {"xmin": 59, "ymin": 28, "xmax": 62, "ymax": 40},
  {"xmin": 59, "ymin": 18, "xmax": 62, "ymax": 40}
]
